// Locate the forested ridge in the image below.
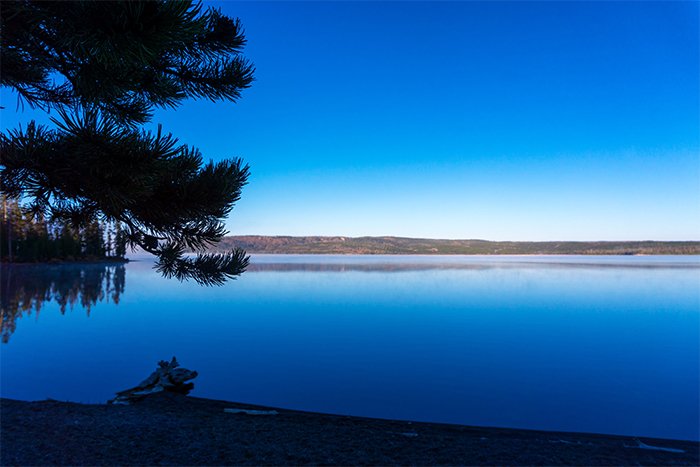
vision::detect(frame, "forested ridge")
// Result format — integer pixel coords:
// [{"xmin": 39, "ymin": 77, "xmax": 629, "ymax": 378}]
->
[{"xmin": 212, "ymin": 235, "xmax": 700, "ymax": 255}]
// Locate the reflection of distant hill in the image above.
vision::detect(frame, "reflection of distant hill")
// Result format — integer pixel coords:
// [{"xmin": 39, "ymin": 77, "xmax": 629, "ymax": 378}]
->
[
  {"xmin": 0, "ymin": 263, "xmax": 125, "ymax": 343},
  {"xmin": 247, "ymin": 263, "xmax": 496, "ymax": 272},
  {"xmin": 247, "ymin": 260, "xmax": 700, "ymax": 273},
  {"xmin": 213, "ymin": 236, "xmax": 700, "ymax": 255}
]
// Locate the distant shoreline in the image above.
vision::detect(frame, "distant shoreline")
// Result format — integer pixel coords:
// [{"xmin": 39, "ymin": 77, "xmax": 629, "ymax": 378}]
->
[
  {"xmin": 242, "ymin": 254, "xmax": 700, "ymax": 259},
  {"xmin": 206, "ymin": 236, "xmax": 700, "ymax": 256}
]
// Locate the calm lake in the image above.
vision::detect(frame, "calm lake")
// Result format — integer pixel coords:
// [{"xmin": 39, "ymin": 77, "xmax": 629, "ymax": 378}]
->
[{"xmin": 1, "ymin": 255, "xmax": 699, "ymax": 441}]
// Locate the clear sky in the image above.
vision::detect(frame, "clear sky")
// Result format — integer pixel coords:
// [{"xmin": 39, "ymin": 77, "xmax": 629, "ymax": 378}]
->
[{"xmin": 2, "ymin": 1, "xmax": 699, "ymax": 240}]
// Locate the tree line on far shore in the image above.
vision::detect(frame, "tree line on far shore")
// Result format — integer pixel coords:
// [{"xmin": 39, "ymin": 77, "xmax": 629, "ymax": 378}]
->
[{"xmin": 1, "ymin": 196, "xmax": 127, "ymax": 263}]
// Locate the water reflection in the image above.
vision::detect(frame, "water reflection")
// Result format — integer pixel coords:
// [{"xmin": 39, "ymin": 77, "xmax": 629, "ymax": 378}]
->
[
  {"xmin": 247, "ymin": 257, "xmax": 700, "ymax": 272},
  {"xmin": 0, "ymin": 263, "xmax": 125, "ymax": 343},
  {"xmin": 247, "ymin": 262, "xmax": 493, "ymax": 272},
  {"xmin": 0, "ymin": 257, "xmax": 698, "ymax": 440}
]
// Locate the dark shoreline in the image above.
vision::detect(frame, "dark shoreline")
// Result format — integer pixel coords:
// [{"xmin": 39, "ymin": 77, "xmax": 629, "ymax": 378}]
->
[
  {"xmin": 2, "ymin": 393, "xmax": 698, "ymax": 466},
  {"xmin": 1, "ymin": 257, "xmax": 129, "ymax": 266}
]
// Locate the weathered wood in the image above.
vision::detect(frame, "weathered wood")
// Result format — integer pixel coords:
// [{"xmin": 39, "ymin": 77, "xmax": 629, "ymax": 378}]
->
[{"xmin": 109, "ymin": 357, "xmax": 197, "ymax": 404}]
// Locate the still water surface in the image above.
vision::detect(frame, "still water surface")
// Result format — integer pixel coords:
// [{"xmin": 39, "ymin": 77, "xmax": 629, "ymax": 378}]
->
[{"xmin": 1, "ymin": 255, "xmax": 699, "ymax": 440}]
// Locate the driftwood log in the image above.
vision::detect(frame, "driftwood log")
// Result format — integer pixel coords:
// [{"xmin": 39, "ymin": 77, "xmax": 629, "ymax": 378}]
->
[{"xmin": 109, "ymin": 357, "xmax": 198, "ymax": 404}]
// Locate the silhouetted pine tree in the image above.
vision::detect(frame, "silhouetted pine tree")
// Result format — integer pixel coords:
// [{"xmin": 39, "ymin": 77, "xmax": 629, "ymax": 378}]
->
[
  {"xmin": 106, "ymin": 228, "xmax": 113, "ymax": 258},
  {"xmin": 114, "ymin": 222, "xmax": 128, "ymax": 259},
  {"xmin": 1, "ymin": 0, "xmax": 253, "ymax": 285},
  {"xmin": 58, "ymin": 224, "xmax": 80, "ymax": 260},
  {"xmin": 82, "ymin": 220, "xmax": 105, "ymax": 259}
]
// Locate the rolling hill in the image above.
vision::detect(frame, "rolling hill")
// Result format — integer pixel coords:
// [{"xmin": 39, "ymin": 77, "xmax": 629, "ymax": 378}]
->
[{"xmin": 208, "ymin": 236, "xmax": 700, "ymax": 255}]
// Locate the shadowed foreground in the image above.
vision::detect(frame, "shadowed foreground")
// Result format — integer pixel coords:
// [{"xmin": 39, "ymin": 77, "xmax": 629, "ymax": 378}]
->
[{"xmin": 1, "ymin": 393, "xmax": 698, "ymax": 466}]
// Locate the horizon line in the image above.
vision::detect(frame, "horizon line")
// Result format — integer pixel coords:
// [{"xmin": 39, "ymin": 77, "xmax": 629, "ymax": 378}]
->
[{"xmin": 224, "ymin": 235, "xmax": 700, "ymax": 243}]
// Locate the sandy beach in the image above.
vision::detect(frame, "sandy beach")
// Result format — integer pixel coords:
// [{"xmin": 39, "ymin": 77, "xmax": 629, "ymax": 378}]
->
[{"xmin": 1, "ymin": 392, "xmax": 697, "ymax": 466}]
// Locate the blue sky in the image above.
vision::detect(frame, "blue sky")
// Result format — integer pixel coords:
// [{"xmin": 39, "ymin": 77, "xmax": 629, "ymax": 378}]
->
[{"xmin": 2, "ymin": 1, "xmax": 699, "ymax": 240}]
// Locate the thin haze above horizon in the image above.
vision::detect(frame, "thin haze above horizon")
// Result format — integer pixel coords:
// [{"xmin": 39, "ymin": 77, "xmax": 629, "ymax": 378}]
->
[{"xmin": 1, "ymin": 1, "xmax": 698, "ymax": 241}]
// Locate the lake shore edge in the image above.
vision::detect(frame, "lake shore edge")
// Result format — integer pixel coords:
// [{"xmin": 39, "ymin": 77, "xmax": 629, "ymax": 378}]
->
[
  {"xmin": 1, "ymin": 257, "xmax": 129, "ymax": 266},
  {"xmin": 2, "ymin": 393, "xmax": 698, "ymax": 466}
]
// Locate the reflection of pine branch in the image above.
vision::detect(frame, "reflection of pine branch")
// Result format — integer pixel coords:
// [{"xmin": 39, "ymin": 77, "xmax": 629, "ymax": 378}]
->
[{"xmin": 0, "ymin": 263, "xmax": 127, "ymax": 343}]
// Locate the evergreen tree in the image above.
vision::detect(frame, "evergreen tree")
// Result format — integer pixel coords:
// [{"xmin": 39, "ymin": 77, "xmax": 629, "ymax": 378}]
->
[
  {"xmin": 58, "ymin": 223, "xmax": 79, "ymax": 260},
  {"xmin": 1, "ymin": 195, "xmax": 13, "ymax": 260},
  {"xmin": 106, "ymin": 228, "xmax": 113, "ymax": 258},
  {"xmin": 1, "ymin": 1, "xmax": 254, "ymax": 285},
  {"xmin": 33, "ymin": 212, "xmax": 52, "ymax": 261},
  {"xmin": 82, "ymin": 220, "xmax": 104, "ymax": 258},
  {"xmin": 2, "ymin": 196, "xmax": 24, "ymax": 261},
  {"xmin": 114, "ymin": 222, "xmax": 128, "ymax": 259},
  {"xmin": 0, "ymin": 195, "xmax": 127, "ymax": 263}
]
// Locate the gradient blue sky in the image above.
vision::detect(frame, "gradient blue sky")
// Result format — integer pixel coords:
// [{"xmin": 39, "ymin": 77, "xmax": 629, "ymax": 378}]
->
[{"xmin": 2, "ymin": 1, "xmax": 699, "ymax": 240}]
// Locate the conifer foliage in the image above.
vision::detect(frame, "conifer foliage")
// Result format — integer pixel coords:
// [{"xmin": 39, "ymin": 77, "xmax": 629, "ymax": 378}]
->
[
  {"xmin": 0, "ymin": 1, "xmax": 254, "ymax": 285},
  {"xmin": 1, "ymin": 195, "xmax": 126, "ymax": 263}
]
